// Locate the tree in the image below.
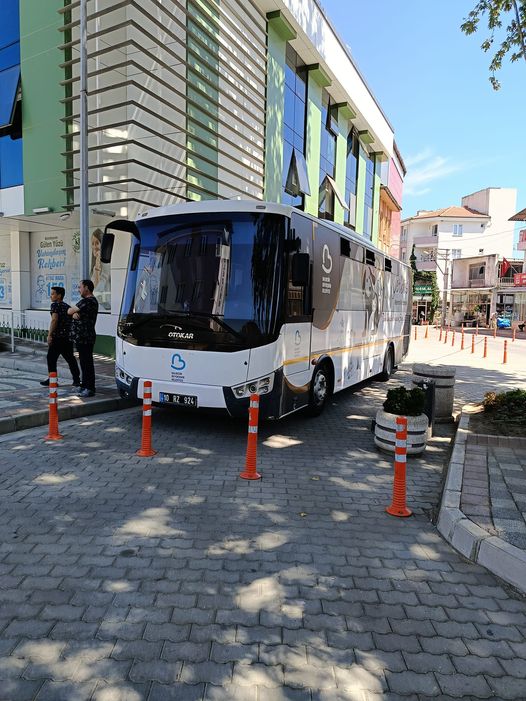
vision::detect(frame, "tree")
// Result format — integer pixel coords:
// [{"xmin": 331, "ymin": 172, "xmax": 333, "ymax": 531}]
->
[{"xmin": 461, "ymin": 0, "xmax": 526, "ymax": 90}]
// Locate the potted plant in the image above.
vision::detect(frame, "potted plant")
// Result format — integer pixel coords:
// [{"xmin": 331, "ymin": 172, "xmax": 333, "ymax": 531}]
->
[{"xmin": 374, "ymin": 386, "xmax": 429, "ymax": 455}]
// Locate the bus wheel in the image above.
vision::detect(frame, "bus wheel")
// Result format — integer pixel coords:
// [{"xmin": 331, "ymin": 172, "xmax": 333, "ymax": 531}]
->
[
  {"xmin": 307, "ymin": 362, "xmax": 332, "ymax": 416},
  {"xmin": 379, "ymin": 346, "xmax": 394, "ymax": 381}
]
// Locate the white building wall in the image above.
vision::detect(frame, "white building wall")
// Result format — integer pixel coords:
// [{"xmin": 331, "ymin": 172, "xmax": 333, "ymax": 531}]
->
[
  {"xmin": 0, "ymin": 186, "xmax": 24, "ymax": 218},
  {"xmin": 462, "ymin": 188, "xmax": 517, "ymax": 260}
]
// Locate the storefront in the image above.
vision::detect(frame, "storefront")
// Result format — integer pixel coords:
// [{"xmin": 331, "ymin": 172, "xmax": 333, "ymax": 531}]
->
[
  {"xmin": 495, "ymin": 287, "xmax": 526, "ymax": 325},
  {"xmin": 412, "ymin": 283, "xmax": 433, "ymax": 323},
  {"xmin": 449, "ymin": 290, "xmax": 491, "ymax": 327}
]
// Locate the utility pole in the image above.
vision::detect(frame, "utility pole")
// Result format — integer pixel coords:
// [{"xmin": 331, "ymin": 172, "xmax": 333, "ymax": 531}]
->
[
  {"xmin": 79, "ymin": 0, "xmax": 90, "ymax": 280},
  {"xmin": 441, "ymin": 254, "xmax": 449, "ymax": 326},
  {"xmin": 436, "ymin": 248, "xmax": 450, "ymax": 327}
]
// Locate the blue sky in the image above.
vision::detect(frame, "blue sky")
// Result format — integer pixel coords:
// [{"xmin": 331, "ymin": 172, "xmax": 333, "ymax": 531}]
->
[{"xmin": 320, "ymin": 0, "xmax": 525, "ymax": 224}]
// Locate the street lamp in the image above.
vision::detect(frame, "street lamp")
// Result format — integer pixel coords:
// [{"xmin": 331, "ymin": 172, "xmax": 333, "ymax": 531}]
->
[{"xmin": 79, "ymin": 0, "xmax": 89, "ymax": 279}]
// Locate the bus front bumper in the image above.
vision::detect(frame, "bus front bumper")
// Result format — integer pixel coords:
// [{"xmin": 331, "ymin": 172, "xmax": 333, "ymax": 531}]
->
[{"xmin": 115, "ymin": 368, "xmax": 284, "ymax": 419}]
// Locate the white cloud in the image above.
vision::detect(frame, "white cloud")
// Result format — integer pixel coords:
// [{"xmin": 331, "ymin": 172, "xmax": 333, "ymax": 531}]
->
[{"xmin": 404, "ymin": 151, "xmax": 465, "ymax": 196}]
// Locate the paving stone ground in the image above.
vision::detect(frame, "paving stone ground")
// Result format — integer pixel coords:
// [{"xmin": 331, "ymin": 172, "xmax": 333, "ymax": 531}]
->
[{"xmin": 1, "ymin": 332, "xmax": 526, "ymax": 700}]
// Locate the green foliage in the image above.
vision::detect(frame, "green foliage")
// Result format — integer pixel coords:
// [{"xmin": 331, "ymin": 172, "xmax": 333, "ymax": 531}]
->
[
  {"xmin": 483, "ymin": 388, "xmax": 526, "ymax": 422},
  {"xmin": 461, "ymin": 0, "xmax": 526, "ymax": 90},
  {"xmin": 383, "ymin": 386, "xmax": 426, "ymax": 417}
]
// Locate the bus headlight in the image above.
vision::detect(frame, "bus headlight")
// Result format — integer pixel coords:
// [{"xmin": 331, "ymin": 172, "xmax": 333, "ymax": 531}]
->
[
  {"xmin": 232, "ymin": 373, "xmax": 274, "ymax": 399},
  {"xmin": 115, "ymin": 365, "xmax": 133, "ymax": 386}
]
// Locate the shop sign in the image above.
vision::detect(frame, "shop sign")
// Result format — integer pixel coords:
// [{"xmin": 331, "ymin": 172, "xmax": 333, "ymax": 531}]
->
[
  {"xmin": 518, "ymin": 229, "xmax": 526, "ymax": 251},
  {"xmin": 414, "ymin": 284, "xmax": 432, "ymax": 295},
  {"xmin": 514, "ymin": 272, "xmax": 526, "ymax": 287},
  {"xmin": 0, "ymin": 234, "xmax": 12, "ymax": 307}
]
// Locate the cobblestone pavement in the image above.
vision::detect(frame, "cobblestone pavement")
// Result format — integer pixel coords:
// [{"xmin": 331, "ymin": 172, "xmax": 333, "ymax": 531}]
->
[{"xmin": 0, "ymin": 338, "xmax": 525, "ymax": 700}]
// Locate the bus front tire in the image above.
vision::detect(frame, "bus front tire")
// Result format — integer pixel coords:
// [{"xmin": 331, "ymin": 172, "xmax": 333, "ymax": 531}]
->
[
  {"xmin": 306, "ymin": 362, "xmax": 332, "ymax": 417},
  {"xmin": 379, "ymin": 346, "xmax": 394, "ymax": 381}
]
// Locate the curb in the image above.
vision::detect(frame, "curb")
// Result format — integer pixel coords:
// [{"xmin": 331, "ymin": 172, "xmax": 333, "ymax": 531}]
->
[
  {"xmin": 0, "ymin": 354, "xmax": 49, "ymax": 374},
  {"xmin": 0, "ymin": 397, "xmax": 136, "ymax": 435},
  {"xmin": 437, "ymin": 410, "xmax": 526, "ymax": 595},
  {"xmin": 0, "ymin": 352, "xmax": 116, "ymax": 381}
]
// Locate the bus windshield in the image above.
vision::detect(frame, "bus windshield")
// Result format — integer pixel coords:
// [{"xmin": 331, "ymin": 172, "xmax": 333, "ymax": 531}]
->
[{"xmin": 119, "ymin": 212, "xmax": 286, "ymax": 350}]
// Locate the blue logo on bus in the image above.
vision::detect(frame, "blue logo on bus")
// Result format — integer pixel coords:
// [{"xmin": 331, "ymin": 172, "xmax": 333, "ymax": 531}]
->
[{"xmin": 171, "ymin": 353, "xmax": 186, "ymax": 371}]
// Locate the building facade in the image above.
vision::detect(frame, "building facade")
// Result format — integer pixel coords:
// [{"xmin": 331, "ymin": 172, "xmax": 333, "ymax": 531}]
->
[
  {"xmin": 399, "ymin": 187, "xmax": 520, "ymax": 324},
  {"xmin": 0, "ymin": 0, "xmax": 403, "ymax": 352},
  {"xmin": 450, "ymin": 254, "xmax": 526, "ymax": 328}
]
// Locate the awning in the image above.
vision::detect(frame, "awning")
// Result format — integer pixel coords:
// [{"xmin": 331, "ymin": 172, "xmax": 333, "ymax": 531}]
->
[
  {"xmin": 0, "ymin": 65, "xmax": 21, "ymax": 137},
  {"xmin": 326, "ymin": 174, "xmax": 349, "ymax": 211},
  {"xmin": 285, "ymin": 148, "xmax": 311, "ymax": 197}
]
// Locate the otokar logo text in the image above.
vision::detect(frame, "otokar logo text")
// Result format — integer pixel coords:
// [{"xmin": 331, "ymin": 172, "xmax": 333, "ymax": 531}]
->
[{"xmin": 168, "ymin": 331, "xmax": 194, "ymax": 340}]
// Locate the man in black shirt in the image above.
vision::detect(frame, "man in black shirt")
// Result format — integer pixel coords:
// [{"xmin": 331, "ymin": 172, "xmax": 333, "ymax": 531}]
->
[
  {"xmin": 40, "ymin": 286, "xmax": 81, "ymax": 388},
  {"xmin": 68, "ymin": 279, "xmax": 99, "ymax": 397}
]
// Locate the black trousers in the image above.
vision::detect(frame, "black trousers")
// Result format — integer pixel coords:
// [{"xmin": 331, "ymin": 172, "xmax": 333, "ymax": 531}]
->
[
  {"xmin": 47, "ymin": 340, "xmax": 80, "ymax": 384},
  {"xmin": 77, "ymin": 343, "xmax": 96, "ymax": 392}
]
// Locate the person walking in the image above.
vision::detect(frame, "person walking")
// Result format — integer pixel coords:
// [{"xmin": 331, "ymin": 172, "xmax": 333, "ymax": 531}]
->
[
  {"xmin": 40, "ymin": 286, "xmax": 81, "ymax": 388},
  {"xmin": 68, "ymin": 280, "xmax": 99, "ymax": 397}
]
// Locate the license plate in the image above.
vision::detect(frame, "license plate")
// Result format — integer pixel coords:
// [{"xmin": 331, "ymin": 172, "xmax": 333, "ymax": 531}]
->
[{"xmin": 159, "ymin": 392, "xmax": 198, "ymax": 408}]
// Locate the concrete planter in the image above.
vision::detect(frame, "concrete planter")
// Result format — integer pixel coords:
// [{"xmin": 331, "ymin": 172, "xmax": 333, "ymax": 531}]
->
[
  {"xmin": 374, "ymin": 409, "xmax": 429, "ymax": 455},
  {"xmin": 412, "ymin": 363, "xmax": 456, "ymax": 422}
]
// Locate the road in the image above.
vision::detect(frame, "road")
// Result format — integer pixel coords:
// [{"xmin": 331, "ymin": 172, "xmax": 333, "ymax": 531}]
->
[{"xmin": 0, "ymin": 331, "xmax": 525, "ymax": 700}]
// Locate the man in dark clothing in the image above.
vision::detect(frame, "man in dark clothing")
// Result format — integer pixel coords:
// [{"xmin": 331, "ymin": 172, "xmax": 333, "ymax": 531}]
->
[
  {"xmin": 68, "ymin": 279, "xmax": 99, "ymax": 397},
  {"xmin": 40, "ymin": 286, "xmax": 81, "ymax": 387}
]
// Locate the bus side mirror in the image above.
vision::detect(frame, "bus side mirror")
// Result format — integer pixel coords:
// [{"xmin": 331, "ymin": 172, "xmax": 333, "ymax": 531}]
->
[
  {"xmin": 101, "ymin": 233, "xmax": 115, "ymax": 263},
  {"xmin": 291, "ymin": 253, "xmax": 310, "ymax": 286}
]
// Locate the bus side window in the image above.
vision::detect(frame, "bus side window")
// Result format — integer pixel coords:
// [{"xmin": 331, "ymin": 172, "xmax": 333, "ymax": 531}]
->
[{"xmin": 287, "ymin": 259, "xmax": 306, "ymax": 318}]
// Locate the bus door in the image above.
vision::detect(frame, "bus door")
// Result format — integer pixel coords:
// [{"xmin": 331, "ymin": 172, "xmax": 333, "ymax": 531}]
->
[
  {"xmin": 311, "ymin": 221, "xmax": 340, "ymax": 346},
  {"xmin": 282, "ymin": 213, "xmax": 313, "ymax": 402}
]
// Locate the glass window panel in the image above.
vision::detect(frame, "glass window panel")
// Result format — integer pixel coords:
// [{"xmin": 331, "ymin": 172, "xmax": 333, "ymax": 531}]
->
[
  {"xmin": 0, "ymin": 134, "xmax": 22, "ymax": 188},
  {"xmin": 283, "ymin": 87, "xmax": 295, "ymax": 129},
  {"xmin": 293, "ymin": 99, "xmax": 305, "ymax": 139},
  {"xmin": 283, "ymin": 124, "xmax": 294, "ymax": 147}
]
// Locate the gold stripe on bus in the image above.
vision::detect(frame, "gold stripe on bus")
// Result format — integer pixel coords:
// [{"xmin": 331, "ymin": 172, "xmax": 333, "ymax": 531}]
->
[{"xmin": 282, "ymin": 333, "xmax": 409, "ymax": 367}]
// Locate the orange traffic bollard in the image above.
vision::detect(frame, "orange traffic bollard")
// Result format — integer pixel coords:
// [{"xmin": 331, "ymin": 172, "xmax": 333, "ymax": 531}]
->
[
  {"xmin": 475, "ymin": 323, "xmax": 479, "ymax": 336},
  {"xmin": 240, "ymin": 393, "xmax": 261, "ymax": 480},
  {"xmin": 503, "ymin": 340, "xmax": 508, "ymax": 365},
  {"xmin": 493, "ymin": 326, "xmax": 497, "ymax": 339},
  {"xmin": 483, "ymin": 336, "xmax": 488, "ymax": 359},
  {"xmin": 439, "ymin": 327, "xmax": 443, "ymax": 342},
  {"xmin": 414, "ymin": 325, "xmax": 417, "ymax": 341},
  {"xmin": 451, "ymin": 329, "xmax": 455, "ymax": 347},
  {"xmin": 44, "ymin": 372, "xmax": 63, "ymax": 441},
  {"xmin": 512, "ymin": 327, "xmax": 516, "ymax": 342},
  {"xmin": 424, "ymin": 324, "xmax": 429, "ymax": 340},
  {"xmin": 386, "ymin": 416, "xmax": 412, "ymax": 518},
  {"xmin": 444, "ymin": 327, "xmax": 448, "ymax": 344},
  {"xmin": 461, "ymin": 328, "xmax": 465, "ymax": 350},
  {"xmin": 471, "ymin": 333, "xmax": 475, "ymax": 354},
  {"xmin": 136, "ymin": 380, "xmax": 157, "ymax": 457}
]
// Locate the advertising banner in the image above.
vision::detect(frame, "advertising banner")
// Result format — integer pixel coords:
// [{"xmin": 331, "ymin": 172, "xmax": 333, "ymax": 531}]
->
[
  {"xmin": 30, "ymin": 229, "xmax": 111, "ymax": 310},
  {"xmin": 30, "ymin": 231, "xmax": 79, "ymax": 309},
  {"xmin": 0, "ymin": 234, "xmax": 12, "ymax": 307}
]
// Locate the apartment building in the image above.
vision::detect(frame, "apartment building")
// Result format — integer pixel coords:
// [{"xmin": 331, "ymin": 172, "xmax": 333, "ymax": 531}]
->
[
  {"xmin": 399, "ymin": 187, "xmax": 518, "ymax": 322},
  {"xmin": 0, "ymin": 0, "xmax": 404, "ymax": 352}
]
